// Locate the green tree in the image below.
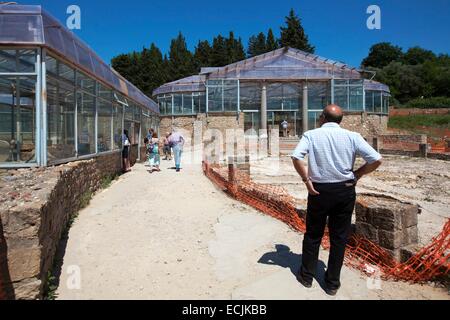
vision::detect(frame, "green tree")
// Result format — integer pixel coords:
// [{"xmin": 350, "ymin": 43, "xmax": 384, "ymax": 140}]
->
[
  {"xmin": 168, "ymin": 32, "xmax": 196, "ymax": 81},
  {"xmin": 211, "ymin": 35, "xmax": 228, "ymax": 66},
  {"xmin": 194, "ymin": 40, "xmax": 213, "ymax": 69},
  {"xmin": 111, "ymin": 53, "xmax": 135, "ymax": 83},
  {"xmin": 140, "ymin": 43, "xmax": 166, "ymax": 96},
  {"xmin": 225, "ymin": 31, "xmax": 246, "ymax": 64},
  {"xmin": 403, "ymin": 46, "xmax": 436, "ymax": 65},
  {"xmin": 247, "ymin": 32, "xmax": 267, "ymax": 57},
  {"xmin": 279, "ymin": 9, "xmax": 314, "ymax": 53},
  {"xmin": 266, "ymin": 28, "xmax": 279, "ymax": 52},
  {"xmin": 361, "ymin": 42, "xmax": 403, "ymax": 68},
  {"xmin": 374, "ymin": 62, "xmax": 426, "ymax": 104}
]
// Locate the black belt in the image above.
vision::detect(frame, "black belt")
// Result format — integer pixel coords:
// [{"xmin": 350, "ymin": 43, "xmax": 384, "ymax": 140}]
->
[{"xmin": 312, "ymin": 180, "xmax": 356, "ymax": 187}]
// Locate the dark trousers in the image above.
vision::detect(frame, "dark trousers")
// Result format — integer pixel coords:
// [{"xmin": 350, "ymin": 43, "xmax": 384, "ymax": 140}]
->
[{"xmin": 299, "ymin": 181, "xmax": 356, "ymax": 290}]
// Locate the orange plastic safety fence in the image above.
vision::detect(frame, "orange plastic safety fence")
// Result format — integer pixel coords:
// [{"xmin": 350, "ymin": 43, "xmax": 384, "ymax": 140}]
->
[{"xmin": 203, "ymin": 161, "xmax": 450, "ymax": 283}]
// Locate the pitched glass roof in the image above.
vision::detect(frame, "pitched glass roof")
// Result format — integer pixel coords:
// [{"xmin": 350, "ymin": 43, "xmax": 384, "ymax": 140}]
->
[
  {"xmin": 0, "ymin": 4, "xmax": 159, "ymax": 113},
  {"xmin": 154, "ymin": 47, "xmax": 390, "ymax": 95}
]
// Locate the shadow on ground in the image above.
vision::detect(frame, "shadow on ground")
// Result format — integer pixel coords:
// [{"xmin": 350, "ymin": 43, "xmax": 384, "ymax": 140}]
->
[{"xmin": 258, "ymin": 244, "xmax": 328, "ymax": 291}]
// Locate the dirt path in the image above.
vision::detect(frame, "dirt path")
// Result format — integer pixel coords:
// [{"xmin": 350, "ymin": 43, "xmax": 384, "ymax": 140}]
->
[{"xmin": 56, "ymin": 160, "xmax": 448, "ymax": 300}]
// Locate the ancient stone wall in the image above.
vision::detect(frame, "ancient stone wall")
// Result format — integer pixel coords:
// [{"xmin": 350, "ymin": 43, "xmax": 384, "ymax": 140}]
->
[
  {"xmin": 379, "ymin": 134, "xmax": 427, "ymax": 153},
  {"xmin": 160, "ymin": 113, "xmax": 244, "ymax": 141},
  {"xmin": 390, "ymin": 108, "xmax": 450, "ymax": 116},
  {"xmin": 341, "ymin": 112, "xmax": 388, "ymax": 138},
  {"xmin": 0, "ymin": 151, "xmax": 125, "ymax": 300},
  {"xmin": 355, "ymin": 194, "xmax": 419, "ymax": 262}
]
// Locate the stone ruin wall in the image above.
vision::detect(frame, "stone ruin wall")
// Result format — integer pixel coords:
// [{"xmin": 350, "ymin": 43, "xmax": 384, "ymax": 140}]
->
[
  {"xmin": 0, "ymin": 148, "xmax": 143, "ymax": 300},
  {"xmin": 355, "ymin": 194, "xmax": 420, "ymax": 262},
  {"xmin": 341, "ymin": 113, "xmax": 389, "ymax": 138}
]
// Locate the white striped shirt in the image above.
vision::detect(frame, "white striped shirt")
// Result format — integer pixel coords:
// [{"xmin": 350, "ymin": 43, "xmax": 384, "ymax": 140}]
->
[{"xmin": 292, "ymin": 123, "xmax": 382, "ymax": 183}]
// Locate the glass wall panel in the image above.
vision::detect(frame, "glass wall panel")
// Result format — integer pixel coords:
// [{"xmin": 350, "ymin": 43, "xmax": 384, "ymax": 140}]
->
[
  {"xmin": 98, "ymin": 84, "xmax": 112, "ymax": 101},
  {"xmin": 334, "ymin": 85, "xmax": 348, "ymax": 110},
  {"xmin": 59, "ymin": 61, "xmax": 75, "ymax": 84},
  {"xmin": 112, "ymin": 104, "xmax": 123, "ymax": 150},
  {"xmin": 97, "ymin": 99, "xmax": 112, "ymax": 152},
  {"xmin": 268, "ymin": 83, "xmax": 301, "ymax": 111},
  {"xmin": 46, "ymin": 55, "xmax": 58, "ymax": 77},
  {"xmin": 182, "ymin": 93, "xmax": 193, "ymax": 114},
  {"xmin": 244, "ymin": 112, "xmax": 260, "ymax": 135},
  {"xmin": 223, "ymin": 85, "xmax": 238, "ymax": 112},
  {"xmin": 365, "ymin": 90, "xmax": 374, "ymax": 112},
  {"xmin": 349, "ymin": 86, "xmax": 364, "ymax": 110},
  {"xmin": 240, "ymin": 82, "xmax": 261, "ymax": 111},
  {"xmin": 193, "ymin": 92, "xmax": 206, "ymax": 113},
  {"xmin": 0, "ymin": 49, "xmax": 36, "ymax": 73},
  {"xmin": 166, "ymin": 95, "xmax": 173, "ymax": 115},
  {"xmin": 308, "ymin": 111, "xmax": 322, "ymax": 130},
  {"xmin": 133, "ymin": 105, "xmax": 141, "ymax": 122},
  {"xmin": 267, "ymin": 83, "xmax": 283, "ymax": 110},
  {"xmin": 207, "ymin": 80, "xmax": 238, "ymax": 112},
  {"xmin": 0, "ymin": 76, "xmax": 36, "ymax": 163},
  {"xmin": 308, "ymin": 81, "xmax": 331, "ymax": 110},
  {"xmin": 77, "ymin": 92, "xmax": 96, "ymax": 156},
  {"xmin": 158, "ymin": 96, "xmax": 166, "ymax": 115},
  {"xmin": 173, "ymin": 94, "xmax": 183, "ymax": 114},
  {"xmin": 124, "ymin": 105, "xmax": 133, "ymax": 121},
  {"xmin": 47, "ymin": 77, "xmax": 76, "ymax": 162},
  {"xmin": 76, "ymin": 71, "xmax": 96, "ymax": 95},
  {"xmin": 374, "ymin": 92, "xmax": 382, "ymax": 113},
  {"xmin": 283, "ymin": 83, "xmax": 301, "ymax": 111},
  {"xmin": 207, "ymin": 86, "xmax": 222, "ymax": 112},
  {"xmin": 382, "ymin": 94, "xmax": 389, "ymax": 114},
  {"xmin": 333, "ymin": 79, "xmax": 364, "ymax": 111}
]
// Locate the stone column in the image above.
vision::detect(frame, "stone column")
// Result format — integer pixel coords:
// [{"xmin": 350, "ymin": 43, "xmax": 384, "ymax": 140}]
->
[
  {"xmin": 260, "ymin": 83, "xmax": 267, "ymax": 136},
  {"xmin": 302, "ymin": 84, "xmax": 308, "ymax": 134}
]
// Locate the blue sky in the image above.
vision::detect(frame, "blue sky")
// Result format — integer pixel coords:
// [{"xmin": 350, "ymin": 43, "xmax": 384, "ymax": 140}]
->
[{"xmin": 29, "ymin": 0, "xmax": 450, "ymax": 67}]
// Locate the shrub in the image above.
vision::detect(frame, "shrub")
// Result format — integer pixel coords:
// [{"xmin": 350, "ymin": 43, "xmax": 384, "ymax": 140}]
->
[{"xmin": 403, "ymin": 97, "xmax": 450, "ymax": 109}]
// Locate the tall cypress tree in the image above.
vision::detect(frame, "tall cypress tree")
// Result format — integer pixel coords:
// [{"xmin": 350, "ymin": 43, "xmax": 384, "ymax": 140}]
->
[
  {"xmin": 140, "ymin": 43, "xmax": 166, "ymax": 96},
  {"xmin": 247, "ymin": 32, "xmax": 268, "ymax": 57},
  {"xmin": 168, "ymin": 32, "xmax": 196, "ymax": 81},
  {"xmin": 111, "ymin": 53, "xmax": 134, "ymax": 83},
  {"xmin": 194, "ymin": 40, "xmax": 213, "ymax": 69},
  {"xmin": 129, "ymin": 51, "xmax": 143, "ymax": 88},
  {"xmin": 266, "ymin": 28, "xmax": 279, "ymax": 52},
  {"xmin": 211, "ymin": 35, "xmax": 228, "ymax": 67},
  {"xmin": 226, "ymin": 31, "xmax": 246, "ymax": 64},
  {"xmin": 279, "ymin": 8, "xmax": 315, "ymax": 53}
]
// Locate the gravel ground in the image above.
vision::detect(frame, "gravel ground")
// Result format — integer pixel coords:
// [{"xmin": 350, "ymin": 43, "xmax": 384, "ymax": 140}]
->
[{"xmin": 55, "ymin": 159, "xmax": 448, "ymax": 300}]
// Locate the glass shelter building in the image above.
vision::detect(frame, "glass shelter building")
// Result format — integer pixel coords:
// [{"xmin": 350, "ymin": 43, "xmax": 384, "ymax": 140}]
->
[
  {"xmin": 154, "ymin": 47, "xmax": 390, "ymax": 137},
  {"xmin": 0, "ymin": 4, "xmax": 159, "ymax": 168}
]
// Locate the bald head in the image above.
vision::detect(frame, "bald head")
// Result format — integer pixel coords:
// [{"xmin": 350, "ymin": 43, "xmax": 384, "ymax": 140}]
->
[{"xmin": 322, "ymin": 104, "xmax": 344, "ymax": 124}]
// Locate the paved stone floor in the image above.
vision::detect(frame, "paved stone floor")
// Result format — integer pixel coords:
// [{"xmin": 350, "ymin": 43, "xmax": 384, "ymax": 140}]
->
[{"xmin": 56, "ymin": 160, "xmax": 448, "ymax": 300}]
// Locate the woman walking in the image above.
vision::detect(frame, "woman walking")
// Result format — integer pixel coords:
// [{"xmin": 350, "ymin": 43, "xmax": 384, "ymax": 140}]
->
[
  {"xmin": 122, "ymin": 129, "xmax": 131, "ymax": 173},
  {"xmin": 148, "ymin": 132, "xmax": 161, "ymax": 172},
  {"xmin": 168, "ymin": 129, "xmax": 184, "ymax": 172},
  {"xmin": 163, "ymin": 132, "xmax": 172, "ymax": 160}
]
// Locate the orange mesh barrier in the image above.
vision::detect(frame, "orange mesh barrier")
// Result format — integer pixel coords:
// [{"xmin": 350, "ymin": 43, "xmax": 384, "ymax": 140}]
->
[{"xmin": 203, "ymin": 161, "xmax": 450, "ymax": 283}]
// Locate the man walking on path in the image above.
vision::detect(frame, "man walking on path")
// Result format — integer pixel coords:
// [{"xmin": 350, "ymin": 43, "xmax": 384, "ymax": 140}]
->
[
  {"xmin": 169, "ymin": 129, "xmax": 185, "ymax": 172},
  {"xmin": 291, "ymin": 104, "xmax": 382, "ymax": 296},
  {"xmin": 281, "ymin": 120, "xmax": 289, "ymax": 137}
]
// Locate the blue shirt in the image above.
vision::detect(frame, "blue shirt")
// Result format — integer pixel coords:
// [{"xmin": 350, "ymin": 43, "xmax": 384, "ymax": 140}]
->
[{"xmin": 291, "ymin": 123, "xmax": 382, "ymax": 183}]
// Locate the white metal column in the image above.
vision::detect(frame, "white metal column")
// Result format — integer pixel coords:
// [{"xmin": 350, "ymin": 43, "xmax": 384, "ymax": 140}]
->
[
  {"xmin": 260, "ymin": 82, "xmax": 267, "ymax": 133},
  {"xmin": 35, "ymin": 48, "xmax": 42, "ymax": 166},
  {"xmin": 41, "ymin": 49, "xmax": 48, "ymax": 166},
  {"xmin": 302, "ymin": 84, "xmax": 309, "ymax": 133}
]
